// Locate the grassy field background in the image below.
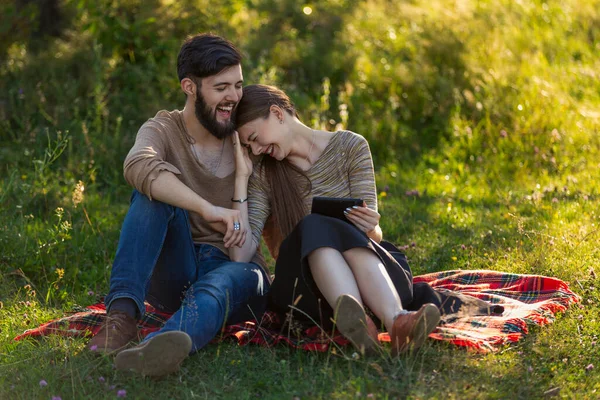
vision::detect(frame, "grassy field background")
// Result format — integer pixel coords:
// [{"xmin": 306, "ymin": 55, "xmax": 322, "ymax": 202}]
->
[{"xmin": 1, "ymin": 0, "xmax": 599, "ymax": 398}]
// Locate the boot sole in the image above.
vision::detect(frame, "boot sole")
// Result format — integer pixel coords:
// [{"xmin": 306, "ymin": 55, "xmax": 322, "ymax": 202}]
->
[
  {"xmin": 335, "ymin": 295, "xmax": 380, "ymax": 356},
  {"xmin": 392, "ymin": 303, "xmax": 441, "ymax": 356},
  {"xmin": 88, "ymin": 341, "xmax": 132, "ymax": 356},
  {"xmin": 115, "ymin": 331, "xmax": 192, "ymax": 377}
]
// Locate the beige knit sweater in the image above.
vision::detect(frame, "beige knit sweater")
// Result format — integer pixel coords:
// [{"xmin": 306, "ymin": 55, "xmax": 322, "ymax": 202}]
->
[{"xmin": 123, "ymin": 109, "xmax": 265, "ymax": 268}]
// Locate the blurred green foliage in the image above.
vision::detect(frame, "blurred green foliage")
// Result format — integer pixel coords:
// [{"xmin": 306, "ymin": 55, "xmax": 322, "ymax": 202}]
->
[{"xmin": 2, "ymin": 0, "xmax": 598, "ymax": 169}]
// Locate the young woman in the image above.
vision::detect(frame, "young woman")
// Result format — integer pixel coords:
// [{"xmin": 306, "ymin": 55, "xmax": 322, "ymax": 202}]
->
[{"xmin": 230, "ymin": 84, "xmax": 440, "ymax": 356}]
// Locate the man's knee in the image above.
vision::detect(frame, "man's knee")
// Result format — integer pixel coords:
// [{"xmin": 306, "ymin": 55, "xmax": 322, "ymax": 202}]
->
[
  {"xmin": 129, "ymin": 190, "xmax": 183, "ymax": 220},
  {"xmin": 194, "ymin": 263, "xmax": 266, "ymax": 303},
  {"xmin": 187, "ymin": 274, "xmax": 235, "ymax": 311}
]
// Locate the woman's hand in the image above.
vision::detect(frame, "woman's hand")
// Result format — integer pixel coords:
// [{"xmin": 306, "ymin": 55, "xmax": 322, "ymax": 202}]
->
[
  {"xmin": 232, "ymin": 131, "xmax": 252, "ymax": 179},
  {"xmin": 344, "ymin": 202, "xmax": 381, "ymax": 237}
]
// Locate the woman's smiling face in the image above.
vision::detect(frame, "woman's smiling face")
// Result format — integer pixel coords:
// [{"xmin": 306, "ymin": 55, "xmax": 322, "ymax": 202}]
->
[{"xmin": 237, "ymin": 112, "xmax": 288, "ymax": 160}]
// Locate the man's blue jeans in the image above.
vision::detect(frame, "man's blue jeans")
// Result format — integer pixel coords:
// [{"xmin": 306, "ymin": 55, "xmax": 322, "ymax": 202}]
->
[{"xmin": 105, "ymin": 190, "xmax": 269, "ymax": 352}]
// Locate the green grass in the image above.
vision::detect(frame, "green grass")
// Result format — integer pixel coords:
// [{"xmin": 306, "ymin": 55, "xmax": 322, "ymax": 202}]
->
[{"xmin": 1, "ymin": 0, "xmax": 600, "ymax": 398}]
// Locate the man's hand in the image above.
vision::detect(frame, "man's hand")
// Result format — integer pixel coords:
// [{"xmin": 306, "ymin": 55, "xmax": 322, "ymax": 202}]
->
[
  {"xmin": 232, "ymin": 131, "xmax": 252, "ymax": 179},
  {"xmin": 202, "ymin": 205, "xmax": 247, "ymax": 248}
]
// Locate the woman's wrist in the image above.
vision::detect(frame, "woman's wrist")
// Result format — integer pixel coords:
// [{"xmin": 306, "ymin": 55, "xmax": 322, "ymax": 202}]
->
[
  {"xmin": 232, "ymin": 186, "xmax": 248, "ymax": 205},
  {"xmin": 233, "ymin": 177, "xmax": 248, "ymax": 198},
  {"xmin": 235, "ymin": 172, "xmax": 251, "ymax": 181},
  {"xmin": 367, "ymin": 225, "xmax": 383, "ymax": 243}
]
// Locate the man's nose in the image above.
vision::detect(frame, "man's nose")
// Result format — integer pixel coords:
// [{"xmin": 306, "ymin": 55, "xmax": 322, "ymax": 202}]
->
[{"xmin": 226, "ymin": 87, "xmax": 241, "ymax": 102}]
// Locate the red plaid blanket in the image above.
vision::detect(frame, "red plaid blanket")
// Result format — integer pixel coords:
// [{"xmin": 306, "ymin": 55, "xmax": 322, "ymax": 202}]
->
[{"xmin": 14, "ymin": 270, "xmax": 580, "ymax": 353}]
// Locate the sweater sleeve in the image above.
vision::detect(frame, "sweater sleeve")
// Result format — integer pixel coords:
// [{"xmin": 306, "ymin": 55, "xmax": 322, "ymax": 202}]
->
[
  {"xmin": 347, "ymin": 134, "xmax": 378, "ymax": 212},
  {"xmin": 123, "ymin": 120, "xmax": 182, "ymax": 199},
  {"xmin": 247, "ymin": 165, "xmax": 271, "ymax": 248}
]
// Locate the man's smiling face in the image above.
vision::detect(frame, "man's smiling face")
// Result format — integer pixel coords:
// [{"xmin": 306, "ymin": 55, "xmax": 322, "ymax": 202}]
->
[{"xmin": 195, "ymin": 64, "xmax": 243, "ymax": 139}]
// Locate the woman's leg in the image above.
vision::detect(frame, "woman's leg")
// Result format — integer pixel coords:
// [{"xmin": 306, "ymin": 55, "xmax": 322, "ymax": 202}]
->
[
  {"xmin": 341, "ymin": 247, "xmax": 440, "ymax": 355},
  {"xmin": 341, "ymin": 247, "xmax": 403, "ymax": 333},
  {"xmin": 307, "ymin": 247, "xmax": 362, "ymax": 307},
  {"xmin": 308, "ymin": 247, "xmax": 380, "ymax": 355}
]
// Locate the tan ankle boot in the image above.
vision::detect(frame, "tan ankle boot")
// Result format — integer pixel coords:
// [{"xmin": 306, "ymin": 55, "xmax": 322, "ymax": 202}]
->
[
  {"xmin": 391, "ymin": 303, "xmax": 440, "ymax": 356},
  {"xmin": 335, "ymin": 294, "xmax": 382, "ymax": 356}
]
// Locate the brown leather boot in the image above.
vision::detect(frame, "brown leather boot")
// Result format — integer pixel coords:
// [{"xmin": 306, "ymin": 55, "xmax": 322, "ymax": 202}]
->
[
  {"xmin": 391, "ymin": 303, "xmax": 440, "ymax": 356},
  {"xmin": 87, "ymin": 310, "xmax": 139, "ymax": 355},
  {"xmin": 335, "ymin": 294, "xmax": 381, "ymax": 356}
]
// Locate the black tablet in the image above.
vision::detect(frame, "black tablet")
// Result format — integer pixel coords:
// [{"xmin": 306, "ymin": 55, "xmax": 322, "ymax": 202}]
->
[{"xmin": 311, "ymin": 197, "xmax": 364, "ymax": 222}]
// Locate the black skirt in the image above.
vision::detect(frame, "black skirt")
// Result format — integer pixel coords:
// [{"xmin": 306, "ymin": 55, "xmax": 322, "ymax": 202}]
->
[{"xmin": 268, "ymin": 214, "xmax": 414, "ymax": 329}]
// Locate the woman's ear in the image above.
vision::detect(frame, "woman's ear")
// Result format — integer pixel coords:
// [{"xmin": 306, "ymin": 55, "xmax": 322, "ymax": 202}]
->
[
  {"xmin": 181, "ymin": 78, "xmax": 196, "ymax": 97},
  {"xmin": 269, "ymin": 104, "xmax": 284, "ymax": 124}
]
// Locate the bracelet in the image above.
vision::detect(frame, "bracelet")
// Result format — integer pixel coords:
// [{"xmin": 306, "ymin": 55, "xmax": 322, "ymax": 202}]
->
[{"xmin": 231, "ymin": 197, "xmax": 248, "ymax": 203}]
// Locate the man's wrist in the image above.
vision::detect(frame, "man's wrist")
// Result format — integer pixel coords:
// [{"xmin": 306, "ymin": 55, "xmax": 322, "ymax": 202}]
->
[{"xmin": 193, "ymin": 198, "xmax": 212, "ymax": 217}]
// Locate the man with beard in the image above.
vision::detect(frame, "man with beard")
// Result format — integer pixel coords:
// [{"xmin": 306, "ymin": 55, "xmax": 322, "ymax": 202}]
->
[{"xmin": 87, "ymin": 33, "xmax": 270, "ymax": 377}]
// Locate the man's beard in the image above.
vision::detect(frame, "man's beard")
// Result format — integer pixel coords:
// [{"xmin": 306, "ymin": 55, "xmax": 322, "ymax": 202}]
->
[{"xmin": 194, "ymin": 93, "xmax": 237, "ymax": 140}]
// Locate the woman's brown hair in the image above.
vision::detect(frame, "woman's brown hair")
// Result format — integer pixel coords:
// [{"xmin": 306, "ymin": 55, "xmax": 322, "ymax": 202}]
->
[{"xmin": 236, "ymin": 84, "xmax": 311, "ymax": 240}]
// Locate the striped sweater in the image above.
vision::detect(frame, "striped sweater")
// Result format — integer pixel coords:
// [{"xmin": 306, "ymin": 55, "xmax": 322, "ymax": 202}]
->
[{"xmin": 247, "ymin": 130, "xmax": 378, "ymax": 259}]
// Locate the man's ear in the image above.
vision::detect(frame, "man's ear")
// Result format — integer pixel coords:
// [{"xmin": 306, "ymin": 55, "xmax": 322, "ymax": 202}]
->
[
  {"xmin": 181, "ymin": 78, "xmax": 197, "ymax": 97},
  {"xmin": 269, "ymin": 104, "xmax": 284, "ymax": 123}
]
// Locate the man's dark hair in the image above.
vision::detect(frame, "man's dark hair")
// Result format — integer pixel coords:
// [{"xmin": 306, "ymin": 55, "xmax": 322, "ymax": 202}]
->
[{"xmin": 177, "ymin": 33, "xmax": 242, "ymax": 82}]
